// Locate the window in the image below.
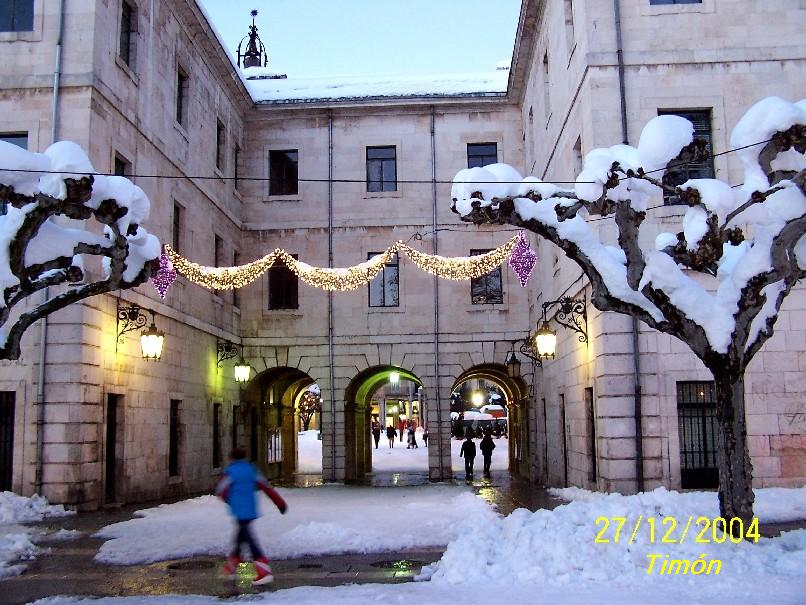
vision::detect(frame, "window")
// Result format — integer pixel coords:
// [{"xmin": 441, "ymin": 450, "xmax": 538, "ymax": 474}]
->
[
  {"xmin": 0, "ymin": 134, "xmax": 26, "ymax": 216},
  {"xmin": 169, "ymin": 400, "xmax": 180, "ymax": 477},
  {"xmin": 234, "ymin": 144, "xmax": 241, "ymax": 190},
  {"xmin": 176, "ymin": 67, "xmax": 188, "ymax": 126},
  {"xmin": 216, "ymin": 120, "xmax": 225, "ymax": 171},
  {"xmin": 213, "ymin": 235, "xmax": 223, "ymax": 296},
  {"xmin": 467, "ymin": 143, "xmax": 498, "ymax": 169},
  {"xmin": 269, "ymin": 149, "xmax": 298, "ymax": 195},
  {"xmin": 232, "ymin": 405, "xmax": 239, "ymax": 449},
  {"xmin": 542, "ymin": 53, "xmax": 550, "ymax": 118},
  {"xmin": 232, "ymin": 250, "xmax": 240, "ymax": 308},
  {"xmin": 212, "ymin": 403, "xmax": 222, "ymax": 469},
  {"xmin": 573, "ymin": 136, "xmax": 583, "ymax": 177},
  {"xmin": 658, "ymin": 109, "xmax": 714, "ymax": 204},
  {"xmin": 268, "ymin": 254, "xmax": 298, "ymax": 310},
  {"xmin": 677, "ymin": 381, "xmax": 718, "ymax": 489},
  {"xmin": 470, "ymin": 249, "xmax": 503, "ymax": 304},
  {"xmin": 650, "ymin": 0, "xmax": 701, "ymax": 4},
  {"xmin": 585, "ymin": 387, "xmax": 597, "ymax": 483},
  {"xmin": 113, "ymin": 154, "xmax": 131, "ymax": 177},
  {"xmin": 564, "ymin": 0, "xmax": 575, "ymax": 47},
  {"xmin": 0, "ymin": 133, "xmax": 28, "ymax": 149},
  {"xmin": 0, "ymin": 0, "xmax": 33, "ymax": 32},
  {"xmin": 368, "ymin": 252, "xmax": 399, "ymax": 307},
  {"xmin": 366, "ymin": 146, "xmax": 397, "ymax": 192},
  {"xmin": 172, "ymin": 202, "xmax": 183, "ymax": 253},
  {"xmin": 119, "ymin": 1, "xmax": 136, "ymax": 70}
]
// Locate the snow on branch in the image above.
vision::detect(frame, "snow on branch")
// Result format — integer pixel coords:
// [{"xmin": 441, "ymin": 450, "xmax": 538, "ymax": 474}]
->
[
  {"xmin": 451, "ymin": 96, "xmax": 806, "ymax": 370},
  {"xmin": 0, "ymin": 141, "xmax": 160, "ymax": 360}
]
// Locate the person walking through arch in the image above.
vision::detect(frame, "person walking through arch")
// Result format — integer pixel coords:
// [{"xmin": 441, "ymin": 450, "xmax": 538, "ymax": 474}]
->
[
  {"xmin": 460, "ymin": 430, "xmax": 476, "ymax": 480},
  {"xmin": 480, "ymin": 430, "xmax": 496, "ymax": 476},
  {"xmin": 386, "ymin": 425, "xmax": 397, "ymax": 448}
]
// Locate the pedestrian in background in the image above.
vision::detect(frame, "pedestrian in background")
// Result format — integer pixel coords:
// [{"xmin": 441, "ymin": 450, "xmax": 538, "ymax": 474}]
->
[
  {"xmin": 460, "ymin": 430, "xmax": 476, "ymax": 480},
  {"xmin": 480, "ymin": 430, "xmax": 496, "ymax": 476},
  {"xmin": 386, "ymin": 425, "xmax": 397, "ymax": 448},
  {"xmin": 215, "ymin": 447, "xmax": 287, "ymax": 586},
  {"xmin": 407, "ymin": 427, "xmax": 418, "ymax": 449},
  {"xmin": 372, "ymin": 422, "xmax": 381, "ymax": 449},
  {"xmin": 422, "ymin": 427, "xmax": 429, "ymax": 446}
]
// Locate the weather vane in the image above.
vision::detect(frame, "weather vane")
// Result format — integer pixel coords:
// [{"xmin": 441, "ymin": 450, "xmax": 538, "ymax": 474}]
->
[{"xmin": 237, "ymin": 9, "xmax": 268, "ymax": 69}]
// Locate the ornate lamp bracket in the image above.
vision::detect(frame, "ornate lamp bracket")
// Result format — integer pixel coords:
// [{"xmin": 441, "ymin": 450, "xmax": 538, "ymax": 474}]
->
[
  {"xmin": 541, "ymin": 296, "xmax": 588, "ymax": 344},
  {"xmin": 217, "ymin": 340, "xmax": 240, "ymax": 367},
  {"xmin": 116, "ymin": 300, "xmax": 152, "ymax": 348}
]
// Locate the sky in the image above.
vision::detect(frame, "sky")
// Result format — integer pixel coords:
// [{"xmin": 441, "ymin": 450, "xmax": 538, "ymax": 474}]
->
[{"xmin": 197, "ymin": 0, "xmax": 521, "ymax": 78}]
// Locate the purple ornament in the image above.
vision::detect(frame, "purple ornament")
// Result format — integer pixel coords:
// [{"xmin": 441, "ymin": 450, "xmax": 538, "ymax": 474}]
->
[
  {"xmin": 508, "ymin": 230, "xmax": 536, "ymax": 287},
  {"xmin": 152, "ymin": 248, "xmax": 177, "ymax": 299}
]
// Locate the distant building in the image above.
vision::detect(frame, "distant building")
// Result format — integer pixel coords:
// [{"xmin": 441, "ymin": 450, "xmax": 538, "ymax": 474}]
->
[{"xmin": 0, "ymin": 0, "xmax": 802, "ymax": 509}]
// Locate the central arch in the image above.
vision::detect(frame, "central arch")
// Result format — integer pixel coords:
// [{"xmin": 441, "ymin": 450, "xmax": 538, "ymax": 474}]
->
[
  {"xmin": 344, "ymin": 365, "xmax": 423, "ymax": 482},
  {"xmin": 450, "ymin": 364, "xmax": 529, "ymax": 477}
]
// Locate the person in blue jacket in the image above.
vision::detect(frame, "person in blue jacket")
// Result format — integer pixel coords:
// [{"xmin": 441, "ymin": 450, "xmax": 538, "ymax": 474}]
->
[{"xmin": 215, "ymin": 447, "xmax": 287, "ymax": 586}]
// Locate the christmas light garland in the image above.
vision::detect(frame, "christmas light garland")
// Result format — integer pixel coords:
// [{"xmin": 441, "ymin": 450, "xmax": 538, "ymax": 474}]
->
[{"xmin": 163, "ymin": 233, "xmax": 521, "ymax": 292}]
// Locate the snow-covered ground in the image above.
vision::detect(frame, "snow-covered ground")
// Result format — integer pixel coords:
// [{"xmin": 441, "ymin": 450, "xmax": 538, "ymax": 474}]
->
[
  {"xmin": 0, "ymin": 491, "xmax": 74, "ymax": 579},
  {"xmin": 297, "ymin": 429, "xmax": 509, "ymax": 474},
  {"xmin": 94, "ymin": 485, "xmax": 494, "ymax": 565},
  {"xmin": 38, "ymin": 486, "xmax": 806, "ymax": 604}
]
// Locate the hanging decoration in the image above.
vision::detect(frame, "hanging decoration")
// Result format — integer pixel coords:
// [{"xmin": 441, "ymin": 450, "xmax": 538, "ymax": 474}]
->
[
  {"xmin": 163, "ymin": 233, "xmax": 520, "ymax": 292},
  {"xmin": 152, "ymin": 248, "xmax": 178, "ymax": 299},
  {"xmin": 508, "ymin": 230, "xmax": 537, "ymax": 287}
]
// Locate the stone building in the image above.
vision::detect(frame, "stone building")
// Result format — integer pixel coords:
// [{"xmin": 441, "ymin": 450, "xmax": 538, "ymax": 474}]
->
[{"xmin": 0, "ymin": 0, "xmax": 802, "ymax": 509}]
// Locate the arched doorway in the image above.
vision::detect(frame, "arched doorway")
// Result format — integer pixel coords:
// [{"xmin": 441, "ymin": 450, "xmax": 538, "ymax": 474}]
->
[
  {"xmin": 343, "ymin": 365, "xmax": 423, "ymax": 482},
  {"xmin": 239, "ymin": 367, "xmax": 315, "ymax": 483},
  {"xmin": 450, "ymin": 364, "xmax": 529, "ymax": 478}
]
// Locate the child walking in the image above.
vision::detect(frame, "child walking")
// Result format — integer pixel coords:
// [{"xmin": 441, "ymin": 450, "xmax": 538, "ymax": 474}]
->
[{"xmin": 215, "ymin": 447, "xmax": 287, "ymax": 586}]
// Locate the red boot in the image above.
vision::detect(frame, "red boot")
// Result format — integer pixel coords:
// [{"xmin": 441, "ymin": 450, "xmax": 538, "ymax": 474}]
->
[
  {"xmin": 253, "ymin": 556, "xmax": 274, "ymax": 586},
  {"xmin": 220, "ymin": 555, "xmax": 240, "ymax": 579}
]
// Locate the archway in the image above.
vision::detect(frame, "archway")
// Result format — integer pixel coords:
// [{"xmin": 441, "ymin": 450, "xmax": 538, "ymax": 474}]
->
[
  {"xmin": 343, "ymin": 365, "xmax": 424, "ymax": 482},
  {"xmin": 239, "ymin": 367, "xmax": 315, "ymax": 483},
  {"xmin": 450, "ymin": 364, "xmax": 529, "ymax": 478}
]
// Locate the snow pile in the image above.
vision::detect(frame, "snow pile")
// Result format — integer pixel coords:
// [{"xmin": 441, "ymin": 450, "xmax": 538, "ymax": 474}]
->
[
  {"xmin": 423, "ymin": 486, "xmax": 806, "ymax": 593},
  {"xmin": 94, "ymin": 485, "xmax": 496, "ymax": 565},
  {"xmin": 0, "ymin": 492, "xmax": 74, "ymax": 580},
  {"xmin": 450, "ymin": 96, "xmax": 806, "ymax": 355}
]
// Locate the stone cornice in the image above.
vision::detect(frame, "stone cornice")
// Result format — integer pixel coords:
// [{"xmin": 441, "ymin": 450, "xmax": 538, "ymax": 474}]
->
[{"xmin": 507, "ymin": 0, "xmax": 545, "ymax": 106}]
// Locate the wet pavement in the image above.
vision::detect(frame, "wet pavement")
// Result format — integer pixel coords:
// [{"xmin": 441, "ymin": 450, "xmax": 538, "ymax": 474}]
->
[{"xmin": 2, "ymin": 471, "xmax": 563, "ymax": 604}]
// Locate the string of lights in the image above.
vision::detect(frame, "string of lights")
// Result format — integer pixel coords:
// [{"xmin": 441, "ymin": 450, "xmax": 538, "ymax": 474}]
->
[{"xmin": 163, "ymin": 234, "xmax": 520, "ymax": 291}]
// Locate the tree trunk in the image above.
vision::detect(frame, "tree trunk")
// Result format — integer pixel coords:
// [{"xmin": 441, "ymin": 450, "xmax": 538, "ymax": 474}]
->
[
  {"xmin": 712, "ymin": 371, "xmax": 755, "ymax": 528},
  {"xmin": 301, "ymin": 417, "xmax": 311, "ymax": 431}
]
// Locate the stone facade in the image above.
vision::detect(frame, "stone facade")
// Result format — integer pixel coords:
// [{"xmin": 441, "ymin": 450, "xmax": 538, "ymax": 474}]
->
[{"xmin": 0, "ymin": 0, "xmax": 803, "ymax": 508}]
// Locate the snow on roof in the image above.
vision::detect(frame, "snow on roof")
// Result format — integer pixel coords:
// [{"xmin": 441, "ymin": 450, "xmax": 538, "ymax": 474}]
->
[{"xmin": 245, "ymin": 69, "xmax": 509, "ymax": 104}]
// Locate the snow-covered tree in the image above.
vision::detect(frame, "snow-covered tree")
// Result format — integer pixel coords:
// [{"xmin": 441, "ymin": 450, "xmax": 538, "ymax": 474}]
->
[
  {"xmin": 298, "ymin": 384, "xmax": 322, "ymax": 431},
  {"xmin": 451, "ymin": 97, "xmax": 805, "ymax": 526},
  {"xmin": 0, "ymin": 141, "xmax": 160, "ymax": 360}
]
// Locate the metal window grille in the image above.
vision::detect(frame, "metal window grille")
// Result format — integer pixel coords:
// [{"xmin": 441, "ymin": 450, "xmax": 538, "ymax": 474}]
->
[
  {"xmin": 169, "ymin": 400, "xmax": 180, "ymax": 477},
  {"xmin": 677, "ymin": 381, "xmax": 719, "ymax": 488},
  {"xmin": 119, "ymin": 1, "xmax": 136, "ymax": 68},
  {"xmin": 0, "ymin": 392, "xmax": 15, "ymax": 491},
  {"xmin": 212, "ymin": 403, "xmax": 222, "ymax": 469},
  {"xmin": 659, "ymin": 109, "xmax": 715, "ymax": 204}
]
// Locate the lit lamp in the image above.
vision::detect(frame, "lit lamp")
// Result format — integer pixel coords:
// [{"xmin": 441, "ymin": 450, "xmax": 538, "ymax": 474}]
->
[
  {"xmin": 234, "ymin": 357, "xmax": 251, "ymax": 383},
  {"xmin": 533, "ymin": 320, "xmax": 557, "ymax": 359},
  {"xmin": 472, "ymin": 392, "xmax": 484, "ymax": 407},
  {"xmin": 389, "ymin": 371, "xmax": 400, "ymax": 384},
  {"xmin": 140, "ymin": 320, "xmax": 165, "ymax": 361}
]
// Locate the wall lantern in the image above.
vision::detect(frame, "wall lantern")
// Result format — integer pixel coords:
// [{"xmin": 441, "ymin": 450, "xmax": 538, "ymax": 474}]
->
[
  {"xmin": 389, "ymin": 371, "xmax": 400, "ymax": 384},
  {"xmin": 234, "ymin": 357, "xmax": 251, "ymax": 383},
  {"xmin": 536, "ymin": 296, "xmax": 588, "ymax": 359},
  {"xmin": 533, "ymin": 320, "xmax": 557, "ymax": 359},
  {"xmin": 116, "ymin": 300, "xmax": 164, "ymax": 361},
  {"xmin": 504, "ymin": 350, "xmax": 522, "ymax": 378},
  {"xmin": 471, "ymin": 392, "xmax": 484, "ymax": 407}
]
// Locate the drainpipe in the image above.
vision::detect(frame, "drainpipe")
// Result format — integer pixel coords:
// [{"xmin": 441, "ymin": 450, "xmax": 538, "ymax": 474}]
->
[
  {"xmin": 327, "ymin": 110, "xmax": 336, "ymax": 480},
  {"xmin": 36, "ymin": 0, "xmax": 66, "ymax": 493},
  {"xmin": 613, "ymin": 0, "xmax": 644, "ymax": 492},
  {"xmin": 430, "ymin": 106, "xmax": 444, "ymax": 481}
]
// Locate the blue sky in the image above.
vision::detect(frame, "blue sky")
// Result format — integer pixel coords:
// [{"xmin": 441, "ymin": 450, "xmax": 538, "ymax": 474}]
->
[{"xmin": 197, "ymin": 0, "xmax": 521, "ymax": 78}]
